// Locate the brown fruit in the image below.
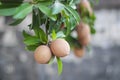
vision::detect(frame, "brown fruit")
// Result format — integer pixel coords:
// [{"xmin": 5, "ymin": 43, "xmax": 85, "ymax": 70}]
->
[
  {"xmin": 74, "ymin": 47, "xmax": 85, "ymax": 57},
  {"xmin": 50, "ymin": 39, "xmax": 70, "ymax": 57},
  {"xmin": 34, "ymin": 45, "xmax": 52, "ymax": 64},
  {"xmin": 76, "ymin": 22, "xmax": 90, "ymax": 39},
  {"xmin": 79, "ymin": 34, "xmax": 91, "ymax": 46},
  {"xmin": 78, "ymin": 0, "xmax": 93, "ymax": 15}
]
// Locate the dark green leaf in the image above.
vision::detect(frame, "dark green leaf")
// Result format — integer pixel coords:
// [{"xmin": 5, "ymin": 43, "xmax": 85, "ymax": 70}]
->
[
  {"xmin": 10, "ymin": 18, "xmax": 25, "ymax": 26},
  {"xmin": 56, "ymin": 57, "xmax": 63, "ymax": 75},
  {"xmin": 65, "ymin": 18, "xmax": 71, "ymax": 36},
  {"xmin": 13, "ymin": 3, "xmax": 33, "ymax": 19},
  {"xmin": 52, "ymin": 1, "xmax": 64, "ymax": 14},
  {"xmin": 38, "ymin": 3, "xmax": 57, "ymax": 21},
  {"xmin": 23, "ymin": 30, "xmax": 41, "ymax": 45},
  {"xmin": 23, "ymin": 30, "xmax": 33, "ymax": 38},
  {"xmin": 31, "ymin": 7, "xmax": 41, "ymax": 35},
  {"xmin": 0, "ymin": 3, "xmax": 22, "ymax": 9},
  {"xmin": 0, "ymin": 8, "xmax": 16, "ymax": 16},
  {"xmin": 24, "ymin": 37, "xmax": 40, "ymax": 46},
  {"xmin": 64, "ymin": 5, "xmax": 80, "ymax": 24},
  {"xmin": 1, "ymin": 0, "xmax": 23, "ymax": 3},
  {"xmin": 37, "ymin": 28, "xmax": 48, "ymax": 44},
  {"xmin": 25, "ymin": 44, "xmax": 39, "ymax": 51},
  {"xmin": 90, "ymin": 26, "xmax": 96, "ymax": 34}
]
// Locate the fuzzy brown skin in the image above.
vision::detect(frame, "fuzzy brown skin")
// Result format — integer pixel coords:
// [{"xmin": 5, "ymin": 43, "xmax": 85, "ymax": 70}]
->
[
  {"xmin": 79, "ymin": 34, "xmax": 91, "ymax": 46},
  {"xmin": 34, "ymin": 45, "xmax": 52, "ymax": 64},
  {"xmin": 50, "ymin": 39, "xmax": 70, "ymax": 57},
  {"xmin": 77, "ymin": 0, "xmax": 93, "ymax": 16},
  {"xmin": 76, "ymin": 22, "xmax": 90, "ymax": 39},
  {"xmin": 74, "ymin": 47, "xmax": 85, "ymax": 57}
]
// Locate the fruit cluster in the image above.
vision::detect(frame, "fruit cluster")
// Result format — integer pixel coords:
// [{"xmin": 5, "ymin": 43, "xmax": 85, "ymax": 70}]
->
[
  {"xmin": 34, "ymin": 39, "xmax": 70, "ymax": 64},
  {"xmin": 69, "ymin": 0, "xmax": 96, "ymax": 58},
  {"xmin": 0, "ymin": 0, "xmax": 96, "ymax": 75}
]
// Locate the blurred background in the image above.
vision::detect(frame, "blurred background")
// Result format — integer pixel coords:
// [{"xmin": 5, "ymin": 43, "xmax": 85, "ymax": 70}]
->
[{"xmin": 0, "ymin": 0, "xmax": 120, "ymax": 80}]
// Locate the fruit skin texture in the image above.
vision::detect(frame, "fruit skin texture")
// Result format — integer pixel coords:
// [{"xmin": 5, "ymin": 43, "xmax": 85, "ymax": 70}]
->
[
  {"xmin": 78, "ymin": 0, "xmax": 93, "ymax": 16},
  {"xmin": 50, "ymin": 39, "xmax": 70, "ymax": 57},
  {"xmin": 34, "ymin": 45, "xmax": 52, "ymax": 64},
  {"xmin": 76, "ymin": 22, "xmax": 90, "ymax": 39},
  {"xmin": 79, "ymin": 34, "xmax": 91, "ymax": 46},
  {"xmin": 74, "ymin": 47, "xmax": 85, "ymax": 57}
]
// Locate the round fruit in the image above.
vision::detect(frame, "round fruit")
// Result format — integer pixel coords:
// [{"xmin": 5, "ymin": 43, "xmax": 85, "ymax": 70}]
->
[
  {"xmin": 79, "ymin": 34, "xmax": 91, "ymax": 46},
  {"xmin": 74, "ymin": 47, "xmax": 85, "ymax": 57},
  {"xmin": 76, "ymin": 22, "xmax": 90, "ymax": 39},
  {"xmin": 78, "ymin": 0, "xmax": 93, "ymax": 15},
  {"xmin": 50, "ymin": 39, "xmax": 70, "ymax": 57},
  {"xmin": 34, "ymin": 45, "xmax": 52, "ymax": 64}
]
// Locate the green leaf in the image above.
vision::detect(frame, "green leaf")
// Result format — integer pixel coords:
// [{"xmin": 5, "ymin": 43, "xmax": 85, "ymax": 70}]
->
[
  {"xmin": 64, "ymin": 5, "xmax": 80, "ymax": 24},
  {"xmin": 24, "ymin": 37, "xmax": 40, "ymax": 46},
  {"xmin": 23, "ymin": 30, "xmax": 33, "ymax": 38},
  {"xmin": 48, "ymin": 56, "xmax": 55, "ymax": 64},
  {"xmin": 13, "ymin": 3, "xmax": 33, "ymax": 19},
  {"xmin": 32, "ymin": 7, "xmax": 41, "ymax": 28},
  {"xmin": 25, "ymin": 44, "xmax": 39, "ymax": 51},
  {"xmin": 0, "ymin": 8, "xmax": 16, "ymax": 16},
  {"xmin": 56, "ymin": 31, "xmax": 65, "ymax": 38},
  {"xmin": 0, "ymin": 3, "xmax": 22, "ymax": 9},
  {"xmin": 65, "ymin": 18, "xmax": 71, "ymax": 36},
  {"xmin": 23, "ymin": 30, "xmax": 41, "ymax": 45},
  {"xmin": 38, "ymin": 3, "xmax": 57, "ymax": 21},
  {"xmin": 1, "ymin": 0, "xmax": 23, "ymax": 3},
  {"xmin": 56, "ymin": 57, "xmax": 63, "ymax": 75},
  {"xmin": 90, "ymin": 26, "xmax": 96, "ymax": 34},
  {"xmin": 61, "ymin": 9, "xmax": 69, "ymax": 18},
  {"xmin": 51, "ymin": 30, "xmax": 57, "ymax": 40},
  {"xmin": 10, "ymin": 18, "xmax": 25, "ymax": 26},
  {"xmin": 37, "ymin": 28, "xmax": 48, "ymax": 44},
  {"xmin": 31, "ymin": 7, "xmax": 41, "ymax": 35},
  {"xmin": 52, "ymin": 1, "xmax": 64, "ymax": 15}
]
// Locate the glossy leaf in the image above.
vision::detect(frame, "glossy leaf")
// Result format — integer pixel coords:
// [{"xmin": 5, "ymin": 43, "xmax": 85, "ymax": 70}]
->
[
  {"xmin": 23, "ymin": 30, "xmax": 33, "ymax": 38},
  {"xmin": 52, "ymin": 1, "xmax": 64, "ymax": 15},
  {"xmin": 37, "ymin": 28, "xmax": 48, "ymax": 44},
  {"xmin": 56, "ymin": 57, "xmax": 63, "ymax": 75},
  {"xmin": 64, "ymin": 5, "xmax": 80, "ymax": 24},
  {"xmin": 0, "ymin": 8, "xmax": 16, "ymax": 16},
  {"xmin": 23, "ymin": 30, "xmax": 40, "ymax": 46},
  {"xmin": 38, "ymin": 3, "xmax": 57, "ymax": 21},
  {"xmin": 51, "ymin": 30, "xmax": 57, "ymax": 40},
  {"xmin": 13, "ymin": 3, "xmax": 33, "ymax": 19},
  {"xmin": 57, "ymin": 31, "xmax": 66, "ymax": 38},
  {"xmin": 26, "ymin": 44, "xmax": 40, "ymax": 51},
  {"xmin": 0, "ymin": 3, "xmax": 22, "ymax": 9},
  {"xmin": 31, "ymin": 7, "xmax": 41, "ymax": 36},
  {"xmin": 10, "ymin": 18, "xmax": 25, "ymax": 26},
  {"xmin": 0, "ymin": 0, "xmax": 23, "ymax": 3},
  {"xmin": 24, "ymin": 37, "xmax": 40, "ymax": 46}
]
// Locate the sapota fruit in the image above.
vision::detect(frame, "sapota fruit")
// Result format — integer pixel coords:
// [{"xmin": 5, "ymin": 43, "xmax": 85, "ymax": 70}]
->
[
  {"xmin": 34, "ymin": 45, "xmax": 52, "ymax": 64},
  {"xmin": 78, "ymin": 0, "xmax": 93, "ymax": 15},
  {"xmin": 79, "ymin": 34, "xmax": 91, "ymax": 46},
  {"xmin": 74, "ymin": 47, "xmax": 85, "ymax": 57},
  {"xmin": 76, "ymin": 22, "xmax": 90, "ymax": 39},
  {"xmin": 50, "ymin": 39, "xmax": 70, "ymax": 57}
]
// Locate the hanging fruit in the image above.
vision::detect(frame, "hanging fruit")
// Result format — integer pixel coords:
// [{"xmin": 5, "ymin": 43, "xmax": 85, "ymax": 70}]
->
[{"xmin": 0, "ymin": 0, "xmax": 97, "ymax": 75}]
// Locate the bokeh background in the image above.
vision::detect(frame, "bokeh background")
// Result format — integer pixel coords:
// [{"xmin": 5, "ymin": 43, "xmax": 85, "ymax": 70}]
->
[{"xmin": 0, "ymin": 0, "xmax": 120, "ymax": 80}]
